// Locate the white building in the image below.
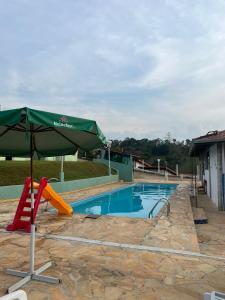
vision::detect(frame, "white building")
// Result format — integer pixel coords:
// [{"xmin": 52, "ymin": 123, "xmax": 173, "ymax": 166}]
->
[
  {"xmin": 133, "ymin": 156, "xmax": 177, "ymax": 176},
  {"xmin": 44, "ymin": 152, "xmax": 78, "ymax": 162},
  {"xmin": 0, "ymin": 152, "xmax": 78, "ymax": 161},
  {"xmin": 191, "ymin": 130, "xmax": 225, "ymax": 210}
]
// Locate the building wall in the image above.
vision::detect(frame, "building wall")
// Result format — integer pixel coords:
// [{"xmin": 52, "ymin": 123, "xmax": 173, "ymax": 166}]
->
[
  {"xmin": 0, "ymin": 174, "xmax": 119, "ymax": 200},
  {"xmin": 134, "ymin": 161, "xmax": 143, "ymax": 169},
  {"xmin": 199, "ymin": 143, "xmax": 225, "ymax": 210},
  {"xmin": 204, "ymin": 169, "xmax": 210, "ymax": 197},
  {"xmin": 94, "ymin": 150, "xmax": 133, "ymax": 182},
  {"xmin": 0, "ymin": 152, "xmax": 78, "ymax": 162},
  {"xmin": 44, "ymin": 152, "xmax": 78, "ymax": 161},
  {"xmin": 221, "ymin": 143, "xmax": 225, "ymax": 210},
  {"xmin": 209, "ymin": 144, "xmax": 218, "ymax": 206},
  {"xmin": 217, "ymin": 143, "xmax": 223, "ymax": 209},
  {"xmin": 222, "ymin": 144, "xmax": 225, "ymax": 172}
]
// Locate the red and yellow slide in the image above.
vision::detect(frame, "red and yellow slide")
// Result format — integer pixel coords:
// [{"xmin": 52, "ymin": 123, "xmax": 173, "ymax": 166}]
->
[{"xmin": 33, "ymin": 182, "xmax": 73, "ymax": 215}]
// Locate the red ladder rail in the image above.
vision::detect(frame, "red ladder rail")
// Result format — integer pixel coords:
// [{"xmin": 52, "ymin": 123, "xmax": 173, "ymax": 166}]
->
[{"xmin": 6, "ymin": 177, "xmax": 48, "ymax": 233}]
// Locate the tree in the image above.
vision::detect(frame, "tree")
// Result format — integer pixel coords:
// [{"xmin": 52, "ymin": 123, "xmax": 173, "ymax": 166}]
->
[
  {"xmin": 109, "ymin": 136, "xmax": 192, "ymax": 173},
  {"xmin": 164, "ymin": 132, "xmax": 172, "ymax": 143}
]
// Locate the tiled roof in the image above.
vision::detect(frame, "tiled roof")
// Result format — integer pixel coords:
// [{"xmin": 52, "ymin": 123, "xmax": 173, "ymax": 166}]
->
[
  {"xmin": 110, "ymin": 149, "xmax": 131, "ymax": 157},
  {"xmin": 192, "ymin": 130, "xmax": 225, "ymax": 143},
  {"xmin": 190, "ymin": 130, "xmax": 225, "ymax": 156}
]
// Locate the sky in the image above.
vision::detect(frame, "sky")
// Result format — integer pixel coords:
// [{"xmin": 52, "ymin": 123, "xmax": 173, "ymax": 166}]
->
[{"xmin": 0, "ymin": 0, "xmax": 225, "ymax": 141}]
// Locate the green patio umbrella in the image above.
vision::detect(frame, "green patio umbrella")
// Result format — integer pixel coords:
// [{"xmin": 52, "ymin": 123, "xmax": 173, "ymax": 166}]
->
[{"xmin": 0, "ymin": 107, "xmax": 106, "ymax": 293}]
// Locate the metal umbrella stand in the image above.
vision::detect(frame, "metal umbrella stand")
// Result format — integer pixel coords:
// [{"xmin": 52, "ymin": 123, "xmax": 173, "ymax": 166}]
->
[
  {"xmin": 6, "ymin": 127, "xmax": 60, "ymax": 293},
  {"xmin": 0, "ymin": 107, "xmax": 106, "ymax": 293}
]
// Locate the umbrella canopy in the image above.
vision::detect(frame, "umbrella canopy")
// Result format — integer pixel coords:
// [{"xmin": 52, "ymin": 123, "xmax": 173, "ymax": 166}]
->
[{"xmin": 0, "ymin": 107, "xmax": 106, "ymax": 157}]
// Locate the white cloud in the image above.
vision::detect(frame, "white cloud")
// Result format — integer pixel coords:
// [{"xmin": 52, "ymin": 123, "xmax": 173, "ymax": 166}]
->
[{"xmin": 1, "ymin": 0, "xmax": 225, "ymax": 140}]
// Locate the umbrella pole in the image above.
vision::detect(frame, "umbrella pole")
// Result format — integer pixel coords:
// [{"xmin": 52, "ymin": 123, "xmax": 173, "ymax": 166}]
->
[
  {"xmin": 6, "ymin": 127, "xmax": 60, "ymax": 294},
  {"xmin": 30, "ymin": 129, "xmax": 35, "ymax": 274}
]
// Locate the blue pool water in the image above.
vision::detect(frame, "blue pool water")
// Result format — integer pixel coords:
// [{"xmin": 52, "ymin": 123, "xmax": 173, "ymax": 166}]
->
[{"xmin": 71, "ymin": 183, "xmax": 177, "ymax": 219}]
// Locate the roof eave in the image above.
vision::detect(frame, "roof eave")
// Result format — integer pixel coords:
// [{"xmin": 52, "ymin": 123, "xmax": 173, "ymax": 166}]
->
[{"xmin": 190, "ymin": 139, "xmax": 225, "ymax": 157}]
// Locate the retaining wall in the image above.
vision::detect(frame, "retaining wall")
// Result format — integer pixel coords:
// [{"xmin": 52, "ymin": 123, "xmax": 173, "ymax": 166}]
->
[{"xmin": 0, "ymin": 174, "xmax": 119, "ymax": 200}]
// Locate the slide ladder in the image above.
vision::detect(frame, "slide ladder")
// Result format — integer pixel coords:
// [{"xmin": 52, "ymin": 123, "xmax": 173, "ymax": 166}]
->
[{"xmin": 6, "ymin": 177, "xmax": 47, "ymax": 233}]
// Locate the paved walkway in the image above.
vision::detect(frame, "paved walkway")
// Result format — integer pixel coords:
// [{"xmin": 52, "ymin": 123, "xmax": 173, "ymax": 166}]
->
[
  {"xmin": 1, "ymin": 232, "xmax": 225, "ymax": 300},
  {"xmin": 195, "ymin": 192, "xmax": 225, "ymax": 257},
  {"xmin": 141, "ymin": 183, "xmax": 199, "ymax": 251}
]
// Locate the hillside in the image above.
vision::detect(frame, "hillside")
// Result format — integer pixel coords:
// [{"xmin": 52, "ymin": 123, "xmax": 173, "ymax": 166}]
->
[
  {"xmin": 0, "ymin": 160, "xmax": 112, "ymax": 186},
  {"xmin": 111, "ymin": 137, "xmax": 193, "ymax": 173}
]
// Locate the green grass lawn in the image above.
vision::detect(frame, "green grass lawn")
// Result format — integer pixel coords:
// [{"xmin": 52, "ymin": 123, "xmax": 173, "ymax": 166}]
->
[{"xmin": 0, "ymin": 160, "xmax": 114, "ymax": 186}]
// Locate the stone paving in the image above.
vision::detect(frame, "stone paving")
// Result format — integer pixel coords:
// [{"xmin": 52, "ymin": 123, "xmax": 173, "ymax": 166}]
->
[
  {"xmin": 195, "ymin": 192, "xmax": 225, "ymax": 258},
  {"xmin": 0, "ymin": 178, "xmax": 225, "ymax": 299},
  {"xmin": 140, "ymin": 183, "xmax": 199, "ymax": 251},
  {"xmin": 1, "ymin": 233, "xmax": 225, "ymax": 300}
]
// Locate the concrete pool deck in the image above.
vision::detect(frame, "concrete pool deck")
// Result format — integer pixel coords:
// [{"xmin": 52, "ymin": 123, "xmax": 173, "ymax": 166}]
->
[{"xmin": 1, "ymin": 177, "xmax": 225, "ymax": 299}]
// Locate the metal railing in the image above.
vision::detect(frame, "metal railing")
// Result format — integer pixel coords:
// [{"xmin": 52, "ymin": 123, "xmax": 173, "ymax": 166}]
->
[
  {"xmin": 47, "ymin": 177, "xmax": 59, "ymax": 183},
  {"xmin": 40, "ymin": 178, "xmax": 59, "ymax": 211},
  {"xmin": 148, "ymin": 197, "xmax": 170, "ymax": 218}
]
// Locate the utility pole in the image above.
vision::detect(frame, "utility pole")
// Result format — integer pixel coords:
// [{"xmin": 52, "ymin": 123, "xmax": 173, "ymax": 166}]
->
[
  {"xmin": 107, "ymin": 140, "xmax": 112, "ymax": 176},
  {"xmin": 165, "ymin": 160, "xmax": 168, "ymax": 180},
  {"xmin": 176, "ymin": 164, "xmax": 179, "ymax": 176},
  {"xmin": 157, "ymin": 158, "xmax": 160, "ymax": 173}
]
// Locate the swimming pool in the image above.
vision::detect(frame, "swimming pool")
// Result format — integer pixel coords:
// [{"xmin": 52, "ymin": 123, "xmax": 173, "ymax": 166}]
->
[{"xmin": 71, "ymin": 183, "xmax": 177, "ymax": 219}]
